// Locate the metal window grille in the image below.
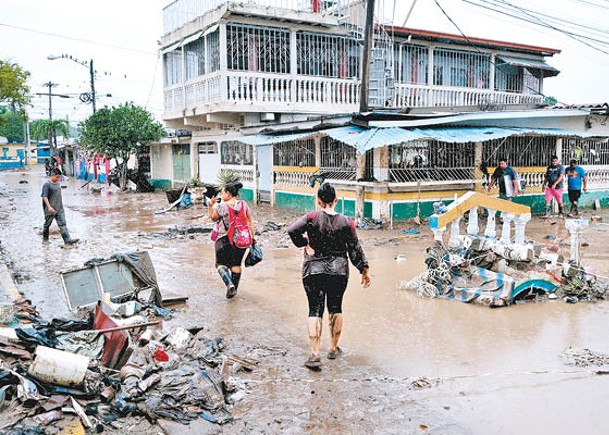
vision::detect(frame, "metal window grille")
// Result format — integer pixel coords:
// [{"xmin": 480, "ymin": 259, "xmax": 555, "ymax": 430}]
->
[
  {"xmin": 163, "ymin": 51, "xmax": 182, "ymax": 85},
  {"xmin": 273, "ymin": 138, "xmax": 316, "ymax": 166},
  {"xmin": 206, "ymin": 29, "xmax": 220, "ymax": 72},
  {"xmin": 227, "ymin": 24, "xmax": 290, "ymax": 74},
  {"xmin": 482, "ymin": 136, "xmax": 557, "ymax": 167},
  {"xmin": 494, "ymin": 63, "xmax": 521, "ymax": 93},
  {"xmin": 563, "ymin": 138, "xmax": 609, "ymax": 165},
  {"xmin": 389, "ymin": 141, "xmax": 475, "ymax": 182},
  {"xmin": 197, "ymin": 142, "xmax": 218, "ymax": 154},
  {"xmin": 433, "ymin": 48, "xmax": 490, "ymax": 88},
  {"xmin": 523, "ymin": 69, "xmax": 540, "ymax": 95},
  {"xmin": 220, "ymin": 140, "xmax": 254, "ymax": 165},
  {"xmin": 320, "ymin": 137, "xmax": 356, "ymax": 180},
  {"xmin": 296, "ymin": 31, "xmax": 361, "ymax": 78},
  {"xmin": 185, "ymin": 39, "xmax": 205, "ymax": 79},
  {"xmin": 393, "ymin": 43, "xmax": 428, "ymax": 85}
]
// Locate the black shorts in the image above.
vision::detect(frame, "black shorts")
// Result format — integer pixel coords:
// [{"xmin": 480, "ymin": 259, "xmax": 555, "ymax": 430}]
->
[
  {"xmin": 215, "ymin": 236, "xmax": 246, "ymax": 268},
  {"xmin": 303, "ymin": 274, "xmax": 348, "ymax": 317},
  {"xmin": 568, "ymin": 189, "xmax": 582, "ymax": 204}
]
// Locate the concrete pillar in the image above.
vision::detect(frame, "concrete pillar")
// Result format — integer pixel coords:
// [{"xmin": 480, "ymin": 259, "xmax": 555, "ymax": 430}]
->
[
  {"xmin": 484, "ymin": 208, "xmax": 496, "ymax": 238},
  {"xmin": 500, "ymin": 212, "xmax": 515, "ymax": 244},
  {"xmin": 514, "ymin": 213, "xmax": 531, "ymax": 245},
  {"xmin": 565, "ymin": 219, "xmax": 589, "ymax": 265},
  {"xmin": 314, "ymin": 135, "xmax": 322, "ymax": 168},
  {"xmin": 467, "ymin": 206, "xmax": 479, "ymax": 235},
  {"xmin": 219, "ymin": 23, "xmax": 228, "ymax": 100}
]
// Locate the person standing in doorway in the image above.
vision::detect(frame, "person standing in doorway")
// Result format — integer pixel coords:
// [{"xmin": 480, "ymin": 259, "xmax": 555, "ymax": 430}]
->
[
  {"xmin": 544, "ymin": 155, "xmax": 565, "ymax": 217},
  {"xmin": 487, "ymin": 157, "xmax": 519, "ymax": 201},
  {"xmin": 565, "ymin": 159, "xmax": 587, "ymax": 217},
  {"xmin": 208, "ymin": 182, "xmax": 254, "ymax": 299},
  {"xmin": 288, "ymin": 183, "xmax": 371, "ymax": 371},
  {"xmin": 41, "ymin": 168, "xmax": 79, "ymax": 245}
]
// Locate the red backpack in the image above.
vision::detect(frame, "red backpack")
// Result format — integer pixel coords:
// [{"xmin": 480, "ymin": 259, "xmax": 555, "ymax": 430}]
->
[{"xmin": 227, "ymin": 200, "xmax": 253, "ymax": 248}]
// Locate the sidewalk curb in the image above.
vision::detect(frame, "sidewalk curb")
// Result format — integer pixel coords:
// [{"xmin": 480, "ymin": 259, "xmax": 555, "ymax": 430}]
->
[{"xmin": 0, "ymin": 263, "xmax": 21, "ymax": 301}]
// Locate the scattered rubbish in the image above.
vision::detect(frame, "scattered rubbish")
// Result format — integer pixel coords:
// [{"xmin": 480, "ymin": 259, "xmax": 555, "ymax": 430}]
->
[
  {"xmin": 561, "ymin": 346, "xmax": 609, "ymax": 367},
  {"xmin": 358, "ymin": 218, "xmax": 383, "ymax": 230},
  {"xmin": 17, "ymin": 180, "xmax": 28, "ymax": 184},
  {"xmin": 409, "ymin": 377, "xmax": 434, "ymax": 390},
  {"xmin": 593, "ymin": 199, "xmax": 601, "ymax": 210},
  {"xmin": 591, "ymin": 215, "xmax": 602, "ymax": 222},
  {"xmin": 543, "ymin": 235, "xmax": 557, "ymax": 240},
  {"xmin": 153, "ymin": 347, "xmax": 169, "ymax": 362},
  {"xmin": 60, "ymin": 251, "xmax": 162, "ymax": 311},
  {"xmin": 433, "ymin": 201, "xmax": 448, "ymax": 214},
  {"xmin": 402, "ymin": 229, "xmax": 420, "ymax": 235}
]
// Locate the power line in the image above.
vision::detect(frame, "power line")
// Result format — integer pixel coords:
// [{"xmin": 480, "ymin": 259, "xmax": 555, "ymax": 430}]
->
[
  {"xmin": 461, "ymin": 0, "xmax": 609, "ymax": 55},
  {"xmin": 0, "ymin": 22, "xmax": 157, "ymax": 56}
]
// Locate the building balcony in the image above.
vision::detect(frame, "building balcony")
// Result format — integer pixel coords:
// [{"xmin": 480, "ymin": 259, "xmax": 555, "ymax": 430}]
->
[{"xmin": 163, "ymin": 72, "xmax": 544, "ymax": 121}]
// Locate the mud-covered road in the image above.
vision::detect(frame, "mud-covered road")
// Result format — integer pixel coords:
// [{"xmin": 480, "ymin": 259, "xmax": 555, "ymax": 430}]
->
[{"xmin": 2, "ymin": 169, "xmax": 609, "ymax": 434}]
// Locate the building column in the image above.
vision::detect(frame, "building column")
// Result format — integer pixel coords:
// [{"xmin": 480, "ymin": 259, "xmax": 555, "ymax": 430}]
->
[
  {"xmin": 556, "ymin": 137, "xmax": 563, "ymax": 162},
  {"xmin": 290, "ymin": 29, "xmax": 297, "ymax": 103},
  {"xmin": 474, "ymin": 141, "xmax": 483, "ymax": 190},
  {"xmin": 489, "ymin": 54, "xmax": 495, "ymax": 91},
  {"xmin": 219, "ymin": 23, "xmax": 228, "ymax": 101}
]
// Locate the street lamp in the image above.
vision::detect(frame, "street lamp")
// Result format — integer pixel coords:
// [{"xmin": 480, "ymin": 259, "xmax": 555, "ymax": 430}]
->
[{"xmin": 47, "ymin": 54, "xmax": 97, "ymax": 113}]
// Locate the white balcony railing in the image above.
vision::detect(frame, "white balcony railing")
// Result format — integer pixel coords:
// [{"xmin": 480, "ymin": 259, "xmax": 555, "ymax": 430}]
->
[
  {"xmin": 394, "ymin": 83, "xmax": 544, "ymax": 109},
  {"xmin": 165, "ymin": 72, "xmax": 545, "ymax": 117},
  {"xmin": 163, "ymin": 0, "xmax": 355, "ymax": 34}
]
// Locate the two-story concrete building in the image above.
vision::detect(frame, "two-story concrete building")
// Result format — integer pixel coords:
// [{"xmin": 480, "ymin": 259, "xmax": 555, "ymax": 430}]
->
[{"xmin": 153, "ymin": 0, "xmax": 609, "ymax": 220}]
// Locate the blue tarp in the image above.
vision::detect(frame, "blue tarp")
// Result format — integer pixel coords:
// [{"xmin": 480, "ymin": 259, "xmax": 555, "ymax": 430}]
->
[{"xmin": 237, "ymin": 126, "xmax": 603, "ymax": 153}]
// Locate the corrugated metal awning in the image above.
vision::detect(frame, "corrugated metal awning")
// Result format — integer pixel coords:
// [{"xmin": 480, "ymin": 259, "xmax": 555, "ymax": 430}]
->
[
  {"xmin": 161, "ymin": 41, "xmax": 181, "ymax": 54},
  {"xmin": 235, "ymin": 126, "xmax": 603, "ymax": 153},
  {"xmin": 496, "ymin": 55, "xmax": 559, "ymax": 77},
  {"xmin": 181, "ymin": 31, "xmax": 203, "ymax": 47}
]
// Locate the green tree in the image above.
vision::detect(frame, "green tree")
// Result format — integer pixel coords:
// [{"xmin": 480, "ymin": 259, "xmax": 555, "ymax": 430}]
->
[
  {"xmin": 79, "ymin": 103, "xmax": 164, "ymax": 191},
  {"xmin": 0, "ymin": 61, "xmax": 30, "ymax": 110},
  {"xmin": 30, "ymin": 119, "xmax": 70, "ymax": 152},
  {"xmin": 0, "ymin": 106, "xmax": 25, "ymax": 143}
]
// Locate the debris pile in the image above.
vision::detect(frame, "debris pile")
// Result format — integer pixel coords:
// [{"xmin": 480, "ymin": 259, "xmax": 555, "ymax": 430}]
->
[
  {"xmin": 0, "ymin": 253, "xmax": 256, "ymax": 432},
  {"xmin": 401, "ymin": 236, "xmax": 609, "ymax": 307}
]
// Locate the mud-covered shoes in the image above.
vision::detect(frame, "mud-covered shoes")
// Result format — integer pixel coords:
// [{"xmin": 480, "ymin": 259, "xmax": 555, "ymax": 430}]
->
[
  {"xmin": 226, "ymin": 284, "xmax": 237, "ymax": 299},
  {"xmin": 65, "ymin": 238, "xmax": 80, "ymax": 246},
  {"xmin": 327, "ymin": 347, "xmax": 343, "ymax": 360},
  {"xmin": 304, "ymin": 355, "xmax": 322, "ymax": 371}
]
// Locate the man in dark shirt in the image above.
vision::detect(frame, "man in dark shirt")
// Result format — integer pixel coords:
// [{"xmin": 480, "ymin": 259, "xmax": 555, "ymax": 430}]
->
[
  {"xmin": 41, "ymin": 168, "xmax": 79, "ymax": 245},
  {"xmin": 487, "ymin": 157, "xmax": 519, "ymax": 200}
]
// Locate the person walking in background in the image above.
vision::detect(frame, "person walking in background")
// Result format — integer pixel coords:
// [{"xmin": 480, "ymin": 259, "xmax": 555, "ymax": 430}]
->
[
  {"xmin": 208, "ymin": 182, "xmax": 254, "ymax": 299},
  {"xmin": 565, "ymin": 159, "xmax": 587, "ymax": 217},
  {"xmin": 544, "ymin": 155, "xmax": 565, "ymax": 218},
  {"xmin": 487, "ymin": 157, "xmax": 519, "ymax": 200},
  {"xmin": 41, "ymin": 168, "xmax": 79, "ymax": 246},
  {"xmin": 288, "ymin": 183, "xmax": 371, "ymax": 371}
]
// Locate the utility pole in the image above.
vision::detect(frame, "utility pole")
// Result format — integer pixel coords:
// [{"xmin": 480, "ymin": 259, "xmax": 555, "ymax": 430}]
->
[
  {"xmin": 355, "ymin": 0, "xmax": 376, "ymax": 224},
  {"xmin": 43, "ymin": 81, "xmax": 57, "ymax": 153},
  {"xmin": 89, "ymin": 59, "xmax": 96, "ymax": 113}
]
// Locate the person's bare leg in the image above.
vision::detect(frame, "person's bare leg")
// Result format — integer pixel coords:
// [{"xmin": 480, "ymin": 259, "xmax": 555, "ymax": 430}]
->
[
  {"xmin": 328, "ymin": 313, "xmax": 343, "ymax": 358},
  {"xmin": 307, "ymin": 316, "xmax": 322, "ymax": 358}
]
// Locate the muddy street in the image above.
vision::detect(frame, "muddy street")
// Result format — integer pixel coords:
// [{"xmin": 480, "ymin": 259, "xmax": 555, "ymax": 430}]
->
[{"xmin": 2, "ymin": 169, "xmax": 609, "ymax": 434}]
